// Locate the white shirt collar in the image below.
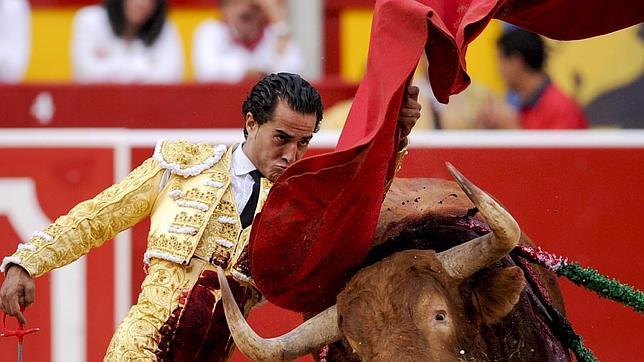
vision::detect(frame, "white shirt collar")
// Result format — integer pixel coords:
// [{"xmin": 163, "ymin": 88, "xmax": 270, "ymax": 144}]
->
[{"xmin": 232, "ymin": 143, "xmax": 258, "ymax": 177}]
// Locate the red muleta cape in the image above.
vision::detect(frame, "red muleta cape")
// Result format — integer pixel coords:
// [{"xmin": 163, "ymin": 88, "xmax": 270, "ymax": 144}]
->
[{"xmin": 250, "ymin": 0, "xmax": 644, "ymax": 312}]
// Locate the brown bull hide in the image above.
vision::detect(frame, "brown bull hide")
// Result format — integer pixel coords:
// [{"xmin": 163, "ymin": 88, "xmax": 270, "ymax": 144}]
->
[
  {"xmin": 319, "ymin": 178, "xmax": 568, "ymax": 361},
  {"xmin": 329, "ymin": 178, "xmax": 567, "ymax": 361},
  {"xmin": 337, "ymin": 250, "xmax": 526, "ymax": 361},
  {"xmin": 376, "ymin": 178, "xmax": 478, "ymax": 245},
  {"xmin": 377, "ymin": 178, "xmax": 565, "ymax": 312}
]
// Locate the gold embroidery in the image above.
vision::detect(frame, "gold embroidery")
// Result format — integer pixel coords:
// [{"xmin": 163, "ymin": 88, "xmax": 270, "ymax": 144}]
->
[
  {"xmin": 105, "ymin": 258, "xmax": 261, "ymax": 361},
  {"xmin": 160, "ymin": 140, "xmax": 216, "ymax": 168},
  {"xmin": 144, "ymin": 147, "xmax": 234, "ymax": 265},
  {"xmin": 193, "ymin": 187, "xmax": 241, "ymax": 263},
  {"xmin": 148, "ymin": 233, "xmax": 193, "ymax": 259},
  {"xmin": 208, "ymin": 173, "xmax": 228, "ymax": 183},
  {"xmin": 217, "ymin": 223, "xmax": 238, "ymax": 241},
  {"xmin": 15, "ymin": 158, "xmax": 163, "ymax": 277},
  {"xmin": 182, "ymin": 188, "xmax": 217, "ymax": 205},
  {"xmin": 44, "ymin": 224, "xmax": 63, "ymax": 237},
  {"xmin": 169, "ymin": 181, "xmax": 184, "ymax": 192},
  {"xmin": 215, "ymin": 199, "xmax": 236, "ymax": 214},
  {"xmin": 105, "ymin": 259, "xmax": 193, "ymax": 361},
  {"xmin": 172, "ymin": 212, "xmax": 206, "ymax": 229},
  {"xmin": 261, "ymin": 178, "xmax": 274, "ymax": 192}
]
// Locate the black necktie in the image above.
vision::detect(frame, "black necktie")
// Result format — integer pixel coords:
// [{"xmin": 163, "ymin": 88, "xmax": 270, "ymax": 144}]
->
[{"xmin": 240, "ymin": 170, "xmax": 262, "ymax": 228}]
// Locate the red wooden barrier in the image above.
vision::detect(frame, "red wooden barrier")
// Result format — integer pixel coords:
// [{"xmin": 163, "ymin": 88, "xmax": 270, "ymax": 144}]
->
[
  {"xmin": 0, "ymin": 82, "xmax": 358, "ymax": 128},
  {"xmin": 0, "ymin": 130, "xmax": 642, "ymax": 361}
]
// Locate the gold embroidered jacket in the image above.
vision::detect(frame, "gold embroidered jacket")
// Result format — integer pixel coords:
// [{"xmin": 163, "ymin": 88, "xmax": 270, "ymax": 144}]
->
[{"xmin": 0, "ymin": 140, "xmax": 272, "ymax": 278}]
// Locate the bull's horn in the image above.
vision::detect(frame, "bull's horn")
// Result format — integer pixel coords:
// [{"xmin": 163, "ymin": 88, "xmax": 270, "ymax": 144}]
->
[
  {"xmin": 215, "ymin": 267, "xmax": 342, "ymax": 361},
  {"xmin": 437, "ymin": 163, "xmax": 521, "ymax": 279}
]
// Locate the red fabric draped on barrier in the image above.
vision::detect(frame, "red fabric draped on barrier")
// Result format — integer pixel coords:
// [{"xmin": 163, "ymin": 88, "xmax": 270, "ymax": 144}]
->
[{"xmin": 250, "ymin": 0, "xmax": 644, "ymax": 312}]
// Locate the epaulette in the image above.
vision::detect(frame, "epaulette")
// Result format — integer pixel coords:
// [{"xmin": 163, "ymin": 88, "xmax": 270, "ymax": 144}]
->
[{"xmin": 153, "ymin": 139, "xmax": 227, "ymax": 177}]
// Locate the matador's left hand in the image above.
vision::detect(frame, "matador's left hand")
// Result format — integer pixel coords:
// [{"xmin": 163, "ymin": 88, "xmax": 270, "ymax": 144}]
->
[{"xmin": 398, "ymin": 85, "xmax": 421, "ymax": 150}]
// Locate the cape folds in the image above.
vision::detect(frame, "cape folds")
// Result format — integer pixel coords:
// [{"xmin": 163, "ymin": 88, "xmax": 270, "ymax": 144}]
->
[{"xmin": 249, "ymin": 0, "xmax": 644, "ymax": 312}]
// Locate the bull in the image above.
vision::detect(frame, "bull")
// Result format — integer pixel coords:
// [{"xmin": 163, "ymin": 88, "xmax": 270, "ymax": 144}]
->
[{"xmin": 216, "ymin": 164, "xmax": 570, "ymax": 361}]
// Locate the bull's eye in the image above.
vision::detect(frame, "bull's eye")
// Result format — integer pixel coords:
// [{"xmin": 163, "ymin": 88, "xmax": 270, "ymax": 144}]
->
[{"xmin": 435, "ymin": 312, "xmax": 446, "ymax": 321}]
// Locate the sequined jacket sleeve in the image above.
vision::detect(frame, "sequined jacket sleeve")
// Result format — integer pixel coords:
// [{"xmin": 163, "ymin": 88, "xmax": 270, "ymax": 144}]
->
[{"xmin": 1, "ymin": 158, "xmax": 165, "ymax": 277}]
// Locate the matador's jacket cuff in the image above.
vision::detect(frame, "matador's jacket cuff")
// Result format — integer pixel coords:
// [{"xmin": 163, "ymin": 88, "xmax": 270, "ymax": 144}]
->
[
  {"xmin": 384, "ymin": 145, "xmax": 409, "ymax": 194},
  {"xmin": 1, "ymin": 139, "xmax": 227, "ymax": 277}
]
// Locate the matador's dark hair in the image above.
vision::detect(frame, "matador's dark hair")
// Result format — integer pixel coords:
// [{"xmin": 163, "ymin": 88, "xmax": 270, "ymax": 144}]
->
[
  {"xmin": 497, "ymin": 28, "xmax": 546, "ymax": 72},
  {"xmin": 242, "ymin": 73, "xmax": 324, "ymax": 138},
  {"xmin": 104, "ymin": 0, "xmax": 167, "ymax": 47}
]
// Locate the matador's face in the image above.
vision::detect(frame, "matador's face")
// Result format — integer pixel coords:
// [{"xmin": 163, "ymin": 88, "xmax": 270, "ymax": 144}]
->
[{"xmin": 243, "ymin": 100, "xmax": 316, "ymax": 182}]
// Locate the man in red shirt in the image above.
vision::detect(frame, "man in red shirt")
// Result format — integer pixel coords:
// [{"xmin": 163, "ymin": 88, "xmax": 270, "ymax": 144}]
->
[{"xmin": 478, "ymin": 28, "xmax": 588, "ymax": 129}]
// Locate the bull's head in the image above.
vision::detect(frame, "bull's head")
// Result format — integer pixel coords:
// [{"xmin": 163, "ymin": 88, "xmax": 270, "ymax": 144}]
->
[{"xmin": 216, "ymin": 163, "xmax": 526, "ymax": 361}]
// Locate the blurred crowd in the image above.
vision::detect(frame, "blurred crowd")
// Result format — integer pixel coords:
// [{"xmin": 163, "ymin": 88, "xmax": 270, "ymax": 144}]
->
[
  {"xmin": 323, "ymin": 28, "xmax": 595, "ymax": 130},
  {"xmin": 1, "ymin": 0, "xmax": 302, "ymax": 84},
  {"xmin": 1, "ymin": 0, "xmax": 642, "ymax": 129}
]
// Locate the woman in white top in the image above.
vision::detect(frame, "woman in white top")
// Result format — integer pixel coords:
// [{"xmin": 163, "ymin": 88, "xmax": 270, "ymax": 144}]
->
[
  {"xmin": 192, "ymin": 0, "xmax": 303, "ymax": 83},
  {"xmin": 71, "ymin": 0, "xmax": 184, "ymax": 83},
  {"xmin": 0, "ymin": 0, "xmax": 30, "ymax": 83}
]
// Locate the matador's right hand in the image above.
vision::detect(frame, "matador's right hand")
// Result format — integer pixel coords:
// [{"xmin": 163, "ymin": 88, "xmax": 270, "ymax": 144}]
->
[{"xmin": 0, "ymin": 265, "xmax": 35, "ymax": 325}]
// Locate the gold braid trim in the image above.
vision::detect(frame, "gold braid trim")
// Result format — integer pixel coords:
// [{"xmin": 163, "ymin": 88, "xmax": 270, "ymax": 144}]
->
[
  {"xmin": 105, "ymin": 258, "xmax": 194, "ymax": 360},
  {"xmin": 153, "ymin": 139, "xmax": 227, "ymax": 177},
  {"xmin": 13, "ymin": 158, "xmax": 164, "ymax": 277}
]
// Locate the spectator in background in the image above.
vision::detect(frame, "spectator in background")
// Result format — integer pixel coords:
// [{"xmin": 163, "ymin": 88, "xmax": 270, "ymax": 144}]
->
[
  {"xmin": 71, "ymin": 0, "xmax": 184, "ymax": 83},
  {"xmin": 0, "ymin": 0, "xmax": 30, "ymax": 83},
  {"xmin": 414, "ymin": 54, "xmax": 498, "ymax": 130},
  {"xmin": 477, "ymin": 28, "xmax": 588, "ymax": 129},
  {"xmin": 192, "ymin": 0, "xmax": 303, "ymax": 83}
]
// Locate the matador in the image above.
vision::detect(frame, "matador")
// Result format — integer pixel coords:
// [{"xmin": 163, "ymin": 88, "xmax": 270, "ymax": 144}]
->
[{"xmin": 0, "ymin": 72, "xmax": 420, "ymax": 360}]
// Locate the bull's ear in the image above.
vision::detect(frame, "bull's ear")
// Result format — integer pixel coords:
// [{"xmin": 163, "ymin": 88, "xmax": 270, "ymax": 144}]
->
[{"xmin": 469, "ymin": 266, "xmax": 526, "ymax": 325}]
